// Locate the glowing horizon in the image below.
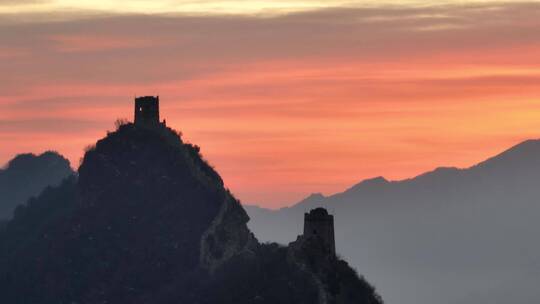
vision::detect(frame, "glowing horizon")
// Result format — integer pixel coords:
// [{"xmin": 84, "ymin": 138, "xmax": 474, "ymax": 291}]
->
[
  {"xmin": 0, "ymin": 0, "xmax": 532, "ymax": 16},
  {"xmin": 1, "ymin": 1, "xmax": 539, "ymax": 208}
]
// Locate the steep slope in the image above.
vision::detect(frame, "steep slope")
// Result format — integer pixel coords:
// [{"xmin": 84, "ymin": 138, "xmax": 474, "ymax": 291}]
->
[
  {"xmin": 0, "ymin": 123, "xmax": 381, "ymax": 304},
  {"xmin": 246, "ymin": 139, "xmax": 540, "ymax": 304},
  {"xmin": 0, "ymin": 151, "xmax": 74, "ymax": 219}
]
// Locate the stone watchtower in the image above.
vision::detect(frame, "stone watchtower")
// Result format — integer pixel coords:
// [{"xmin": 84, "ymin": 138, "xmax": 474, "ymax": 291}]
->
[
  {"xmin": 134, "ymin": 96, "xmax": 160, "ymax": 128},
  {"xmin": 303, "ymin": 208, "xmax": 336, "ymax": 256}
]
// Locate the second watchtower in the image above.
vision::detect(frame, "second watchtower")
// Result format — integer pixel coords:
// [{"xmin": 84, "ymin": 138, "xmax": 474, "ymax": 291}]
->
[{"xmin": 303, "ymin": 208, "xmax": 336, "ymax": 256}]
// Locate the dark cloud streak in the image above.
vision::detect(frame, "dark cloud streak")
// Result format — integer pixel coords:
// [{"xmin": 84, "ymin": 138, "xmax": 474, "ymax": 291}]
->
[{"xmin": 1, "ymin": 2, "xmax": 539, "ymax": 90}]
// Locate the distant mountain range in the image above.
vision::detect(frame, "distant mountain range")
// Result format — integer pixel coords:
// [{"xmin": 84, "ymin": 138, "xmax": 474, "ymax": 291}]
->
[
  {"xmin": 245, "ymin": 139, "xmax": 540, "ymax": 304},
  {"xmin": 0, "ymin": 151, "xmax": 74, "ymax": 219}
]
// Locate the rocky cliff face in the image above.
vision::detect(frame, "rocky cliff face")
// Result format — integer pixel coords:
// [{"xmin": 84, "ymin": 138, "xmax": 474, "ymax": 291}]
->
[{"xmin": 0, "ymin": 123, "xmax": 382, "ymax": 304}]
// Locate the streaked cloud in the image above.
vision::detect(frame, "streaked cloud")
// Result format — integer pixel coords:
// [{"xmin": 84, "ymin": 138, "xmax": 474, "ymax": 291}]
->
[
  {"xmin": 0, "ymin": 0, "xmax": 537, "ymax": 16},
  {"xmin": 0, "ymin": 2, "xmax": 539, "ymax": 206}
]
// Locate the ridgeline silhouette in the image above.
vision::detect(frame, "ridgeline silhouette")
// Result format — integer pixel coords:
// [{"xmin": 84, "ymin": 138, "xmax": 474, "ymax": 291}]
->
[
  {"xmin": 0, "ymin": 97, "xmax": 382, "ymax": 304},
  {"xmin": 0, "ymin": 151, "xmax": 74, "ymax": 220},
  {"xmin": 246, "ymin": 139, "xmax": 540, "ymax": 304}
]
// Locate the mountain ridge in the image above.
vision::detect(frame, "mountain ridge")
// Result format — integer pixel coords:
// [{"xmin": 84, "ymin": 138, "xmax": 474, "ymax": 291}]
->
[
  {"xmin": 245, "ymin": 138, "xmax": 540, "ymax": 304},
  {"xmin": 284, "ymin": 138, "xmax": 540, "ymax": 210},
  {"xmin": 0, "ymin": 151, "xmax": 74, "ymax": 219}
]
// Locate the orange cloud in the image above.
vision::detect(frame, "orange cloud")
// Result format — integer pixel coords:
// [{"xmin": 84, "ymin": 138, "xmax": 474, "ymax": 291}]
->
[
  {"xmin": 1, "ymin": 3, "xmax": 540, "ymax": 207},
  {"xmin": 48, "ymin": 35, "xmax": 155, "ymax": 52}
]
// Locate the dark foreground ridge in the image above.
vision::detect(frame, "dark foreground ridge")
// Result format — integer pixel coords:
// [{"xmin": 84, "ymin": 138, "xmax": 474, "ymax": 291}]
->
[{"xmin": 0, "ymin": 97, "xmax": 382, "ymax": 304}]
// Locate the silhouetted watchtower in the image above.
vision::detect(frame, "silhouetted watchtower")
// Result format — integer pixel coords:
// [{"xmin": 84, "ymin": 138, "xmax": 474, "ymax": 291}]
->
[
  {"xmin": 304, "ymin": 208, "xmax": 336, "ymax": 256},
  {"xmin": 134, "ymin": 96, "xmax": 160, "ymax": 128}
]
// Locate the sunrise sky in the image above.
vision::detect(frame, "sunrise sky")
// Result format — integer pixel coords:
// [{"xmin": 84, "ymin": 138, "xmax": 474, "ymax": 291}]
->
[{"xmin": 1, "ymin": 1, "xmax": 540, "ymax": 208}]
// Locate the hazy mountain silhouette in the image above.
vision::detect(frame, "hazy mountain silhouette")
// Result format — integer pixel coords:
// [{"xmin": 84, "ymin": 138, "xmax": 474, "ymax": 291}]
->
[
  {"xmin": 0, "ymin": 151, "xmax": 74, "ymax": 219},
  {"xmin": 0, "ymin": 122, "xmax": 381, "ymax": 304},
  {"xmin": 246, "ymin": 139, "xmax": 540, "ymax": 304}
]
